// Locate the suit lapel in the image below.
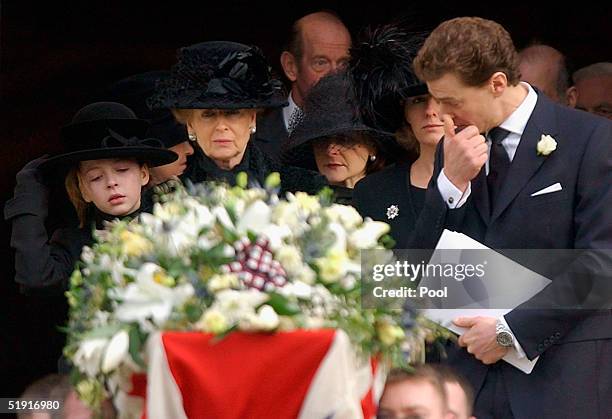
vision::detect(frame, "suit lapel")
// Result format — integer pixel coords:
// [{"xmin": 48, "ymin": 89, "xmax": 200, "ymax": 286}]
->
[{"xmin": 490, "ymin": 95, "xmax": 559, "ymax": 222}]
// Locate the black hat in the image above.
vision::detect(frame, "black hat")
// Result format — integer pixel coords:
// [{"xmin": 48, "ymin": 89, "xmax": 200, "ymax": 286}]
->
[
  {"xmin": 281, "ymin": 72, "xmax": 397, "ymax": 169},
  {"xmin": 104, "ymin": 71, "xmax": 189, "ymax": 149},
  {"xmin": 148, "ymin": 41, "xmax": 287, "ymax": 110},
  {"xmin": 349, "ymin": 24, "xmax": 428, "ymax": 133},
  {"xmin": 40, "ymin": 102, "xmax": 178, "ymax": 175}
]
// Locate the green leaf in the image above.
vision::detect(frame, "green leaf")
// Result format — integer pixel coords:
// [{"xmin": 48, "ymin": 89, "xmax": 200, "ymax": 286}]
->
[
  {"xmin": 236, "ymin": 172, "xmax": 248, "ymax": 189},
  {"xmin": 81, "ymin": 324, "xmax": 122, "ymax": 340},
  {"xmin": 264, "ymin": 172, "xmax": 281, "ymax": 190},
  {"xmin": 128, "ymin": 325, "xmax": 146, "ymax": 369},
  {"xmin": 265, "ymin": 292, "xmax": 301, "ymax": 316},
  {"xmin": 184, "ymin": 303, "xmax": 204, "ymax": 323},
  {"xmin": 380, "ymin": 234, "xmax": 396, "ymax": 249}
]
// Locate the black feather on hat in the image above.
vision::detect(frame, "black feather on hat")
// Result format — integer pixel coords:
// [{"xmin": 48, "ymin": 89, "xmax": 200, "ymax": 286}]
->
[{"xmin": 349, "ymin": 24, "xmax": 428, "ymax": 133}]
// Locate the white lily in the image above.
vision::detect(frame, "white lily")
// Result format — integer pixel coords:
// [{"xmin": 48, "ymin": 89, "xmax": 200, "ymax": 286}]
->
[
  {"xmin": 101, "ymin": 329, "xmax": 130, "ymax": 373},
  {"xmin": 73, "ymin": 338, "xmax": 108, "ymax": 377},
  {"xmin": 212, "ymin": 206, "xmax": 234, "ymax": 229},
  {"xmin": 212, "ymin": 289, "xmax": 269, "ymax": 324},
  {"xmin": 111, "ymin": 263, "xmax": 194, "ymax": 326},
  {"xmin": 239, "ymin": 305, "xmax": 279, "ymax": 331},
  {"xmin": 328, "ymin": 222, "xmax": 348, "ymax": 253},
  {"xmin": 348, "ymin": 219, "xmax": 390, "ymax": 249},
  {"xmin": 236, "ymin": 199, "xmax": 271, "ymax": 233},
  {"xmin": 278, "ymin": 280, "xmax": 313, "ymax": 299},
  {"xmin": 325, "ymin": 204, "xmax": 363, "ymax": 230}
]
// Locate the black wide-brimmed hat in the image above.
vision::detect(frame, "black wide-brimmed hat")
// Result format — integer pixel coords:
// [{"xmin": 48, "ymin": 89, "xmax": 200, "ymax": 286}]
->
[
  {"xmin": 148, "ymin": 41, "xmax": 287, "ymax": 110},
  {"xmin": 104, "ymin": 71, "xmax": 189, "ymax": 149},
  {"xmin": 349, "ymin": 24, "xmax": 429, "ymax": 133},
  {"xmin": 281, "ymin": 72, "xmax": 399, "ymax": 169},
  {"xmin": 40, "ymin": 102, "xmax": 178, "ymax": 175}
]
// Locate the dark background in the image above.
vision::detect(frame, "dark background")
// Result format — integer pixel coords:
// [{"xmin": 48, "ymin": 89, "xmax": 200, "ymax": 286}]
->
[{"xmin": 1, "ymin": 0, "xmax": 610, "ymax": 397}]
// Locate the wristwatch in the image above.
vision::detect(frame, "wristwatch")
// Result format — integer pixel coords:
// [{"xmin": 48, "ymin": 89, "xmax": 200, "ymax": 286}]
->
[{"xmin": 495, "ymin": 320, "xmax": 515, "ymax": 348}]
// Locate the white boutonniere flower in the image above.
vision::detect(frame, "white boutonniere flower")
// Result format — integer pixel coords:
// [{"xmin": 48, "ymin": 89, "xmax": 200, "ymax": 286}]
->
[{"xmin": 537, "ymin": 134, "xmax": 557, "ymax": 156}]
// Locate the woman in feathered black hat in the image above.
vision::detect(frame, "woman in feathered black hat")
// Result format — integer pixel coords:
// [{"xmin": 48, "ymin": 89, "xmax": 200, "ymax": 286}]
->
[
  {"xmin": 349, "ymin": 25, "xmax": 448, "ymax": 248},
  {"xmin": 149, "ymin": 41, "xmax": 327, "ymax": 194},
  {"xmin": 4, "ymin": 102, "xmax": 177, "ymax": 293},
  {"xmin": 281, "ymin": 71, "xmax": 405, "ymax": 204}
]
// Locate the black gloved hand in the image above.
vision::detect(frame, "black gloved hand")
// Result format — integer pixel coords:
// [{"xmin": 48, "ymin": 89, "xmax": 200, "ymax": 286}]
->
[
  {"xmin": 5, "ymin": 155, "xmax": 51, "ymax": 220},
  {"xmin": 15, "ymin": 154, "xmax": 50, "ymax": 188}
]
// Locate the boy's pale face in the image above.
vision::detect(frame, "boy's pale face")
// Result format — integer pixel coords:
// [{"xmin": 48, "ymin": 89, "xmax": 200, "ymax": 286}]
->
[
  {"xmin": 78, "ymin": 158, "xmax": 149, "ymax": 216},
  {"xmin": 378, "ymin": 379, "xmax": 451, "ymax": 419}
]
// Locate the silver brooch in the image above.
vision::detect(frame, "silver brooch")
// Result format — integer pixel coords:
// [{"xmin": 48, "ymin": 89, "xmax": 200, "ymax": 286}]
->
[{"xmin": 386, "ymin": 205, "xmax": 399, "ymax": 220}]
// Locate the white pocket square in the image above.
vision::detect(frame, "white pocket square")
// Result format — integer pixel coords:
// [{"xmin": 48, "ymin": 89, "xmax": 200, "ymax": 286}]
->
[{"xmin": 531, "ymin": 183, "xmax": 562, "ymax": 197}]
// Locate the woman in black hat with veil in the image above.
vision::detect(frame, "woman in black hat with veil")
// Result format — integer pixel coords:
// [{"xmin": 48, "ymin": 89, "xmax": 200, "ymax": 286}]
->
[
  {"xmin": 148, "ymin": 41, "xmax": 327, "ymax": 194},
  {"xmin": 281, "ymin": 71, "xmax": 405, "ymax": 204}
]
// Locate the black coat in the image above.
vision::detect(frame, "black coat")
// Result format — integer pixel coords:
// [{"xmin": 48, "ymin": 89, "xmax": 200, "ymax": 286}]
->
[
  {"xmin": 5, "ymin": 183, "xmax": 155, "ymax": 295},
  {"xmin": 253, "ymin": 107, "xmax": 289, "ymax": 162},
  {"xmin": 353, "ymin": 162, "xmax": 449, "ymax": 249},
  {"xmin": 181, "ymin": 142, "xmax": 327, "ymax": 196},
  {"xmin": 436, "ymin": 94, "xmax": 612, "ymax": 418}
]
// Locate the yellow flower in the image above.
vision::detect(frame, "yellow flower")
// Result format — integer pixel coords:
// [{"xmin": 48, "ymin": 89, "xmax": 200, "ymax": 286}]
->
[
  {"xmin": 377, "ymin": 321, "xmax": 405, "ymax": 346},
  {"xmin": 65, "ymin": 290, "xmax": 78, "ymax": 308},
  {"xmin": 208, "ymin": 273, "xmax": 239, "ymax": 292},
  {"xmin": 316, "ymin": 249, "xmax": 349, "ymax": 283},
  {"xmin": 153, "ymin": 270, "xmax": 175, "ymax": 287},
  {"xmin": 75, "ymin": 379, "xmax": 105, "ymax": 410},
  {"xmin": 199, "ymin": 309, "xmax": 229, "ymax": 334},
  {"xmin": 70, "ymin": 269, "xmax": 83, "ymax": 287},
  {"xmin": 294, "ymin": 192, "xmax": 321, "ymax": 213},
  {"xmin": 198, "ymin": 265, "xmax": 215, "ymax": 282},
  {"xmin": 120, "ymin": 230, "xmax": 153, "ymax": 257},
  {"xmin": 236, "ymin": 172, "xmax": 248, "ymax": 189},
  {"xmin": 276, "ymin": 245, "xmax": 303, "ymax": 276}
]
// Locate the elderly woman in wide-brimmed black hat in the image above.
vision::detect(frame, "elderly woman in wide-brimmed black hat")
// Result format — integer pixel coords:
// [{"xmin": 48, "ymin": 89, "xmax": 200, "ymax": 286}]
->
[
  {"xmin": 281, "ymin": 71, "xmax": 406, "ymax": 204},
  {"xmin": 349, "ymin": 24, "xmax": 449, "ymax": 248},
  {"xmin": 148, "ymin": 41, "xmax": 326, "ymax": 194},
  {"xmin": 4, "ymin": 102, "xmax": 177, "ymax": 293},
  {"xmin": 105, "ymin": 71, "xmax": 195, "ymax": 186}
]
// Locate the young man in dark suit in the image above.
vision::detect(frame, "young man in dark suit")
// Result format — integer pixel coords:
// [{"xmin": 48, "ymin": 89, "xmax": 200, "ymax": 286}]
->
[{"xmin": 413, "ymin": 17, "xmax": 612, "ymax": 419}]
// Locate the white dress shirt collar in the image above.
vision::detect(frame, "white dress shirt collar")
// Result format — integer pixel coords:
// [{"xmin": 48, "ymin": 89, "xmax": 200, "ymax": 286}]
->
[{"xmin": 496, "ymin": 82, "xmax": 538, "ymax": 137}]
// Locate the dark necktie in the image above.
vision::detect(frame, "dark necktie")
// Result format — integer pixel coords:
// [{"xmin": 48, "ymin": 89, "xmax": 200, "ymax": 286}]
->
[{"xmin": 487, "ymin": 127, "xmax": 511, "ymax": 211}]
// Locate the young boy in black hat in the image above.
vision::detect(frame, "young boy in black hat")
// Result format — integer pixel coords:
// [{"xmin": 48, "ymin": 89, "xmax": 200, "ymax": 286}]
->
[{"xmin": 4, "ymin": 101, "xmax": 177, "ymax": 294}]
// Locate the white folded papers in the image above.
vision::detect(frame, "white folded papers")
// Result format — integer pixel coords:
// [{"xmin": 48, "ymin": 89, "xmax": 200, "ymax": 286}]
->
[{"xmin": 420, "ymin": 230, "xmax": 552, "ymax": 374}]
